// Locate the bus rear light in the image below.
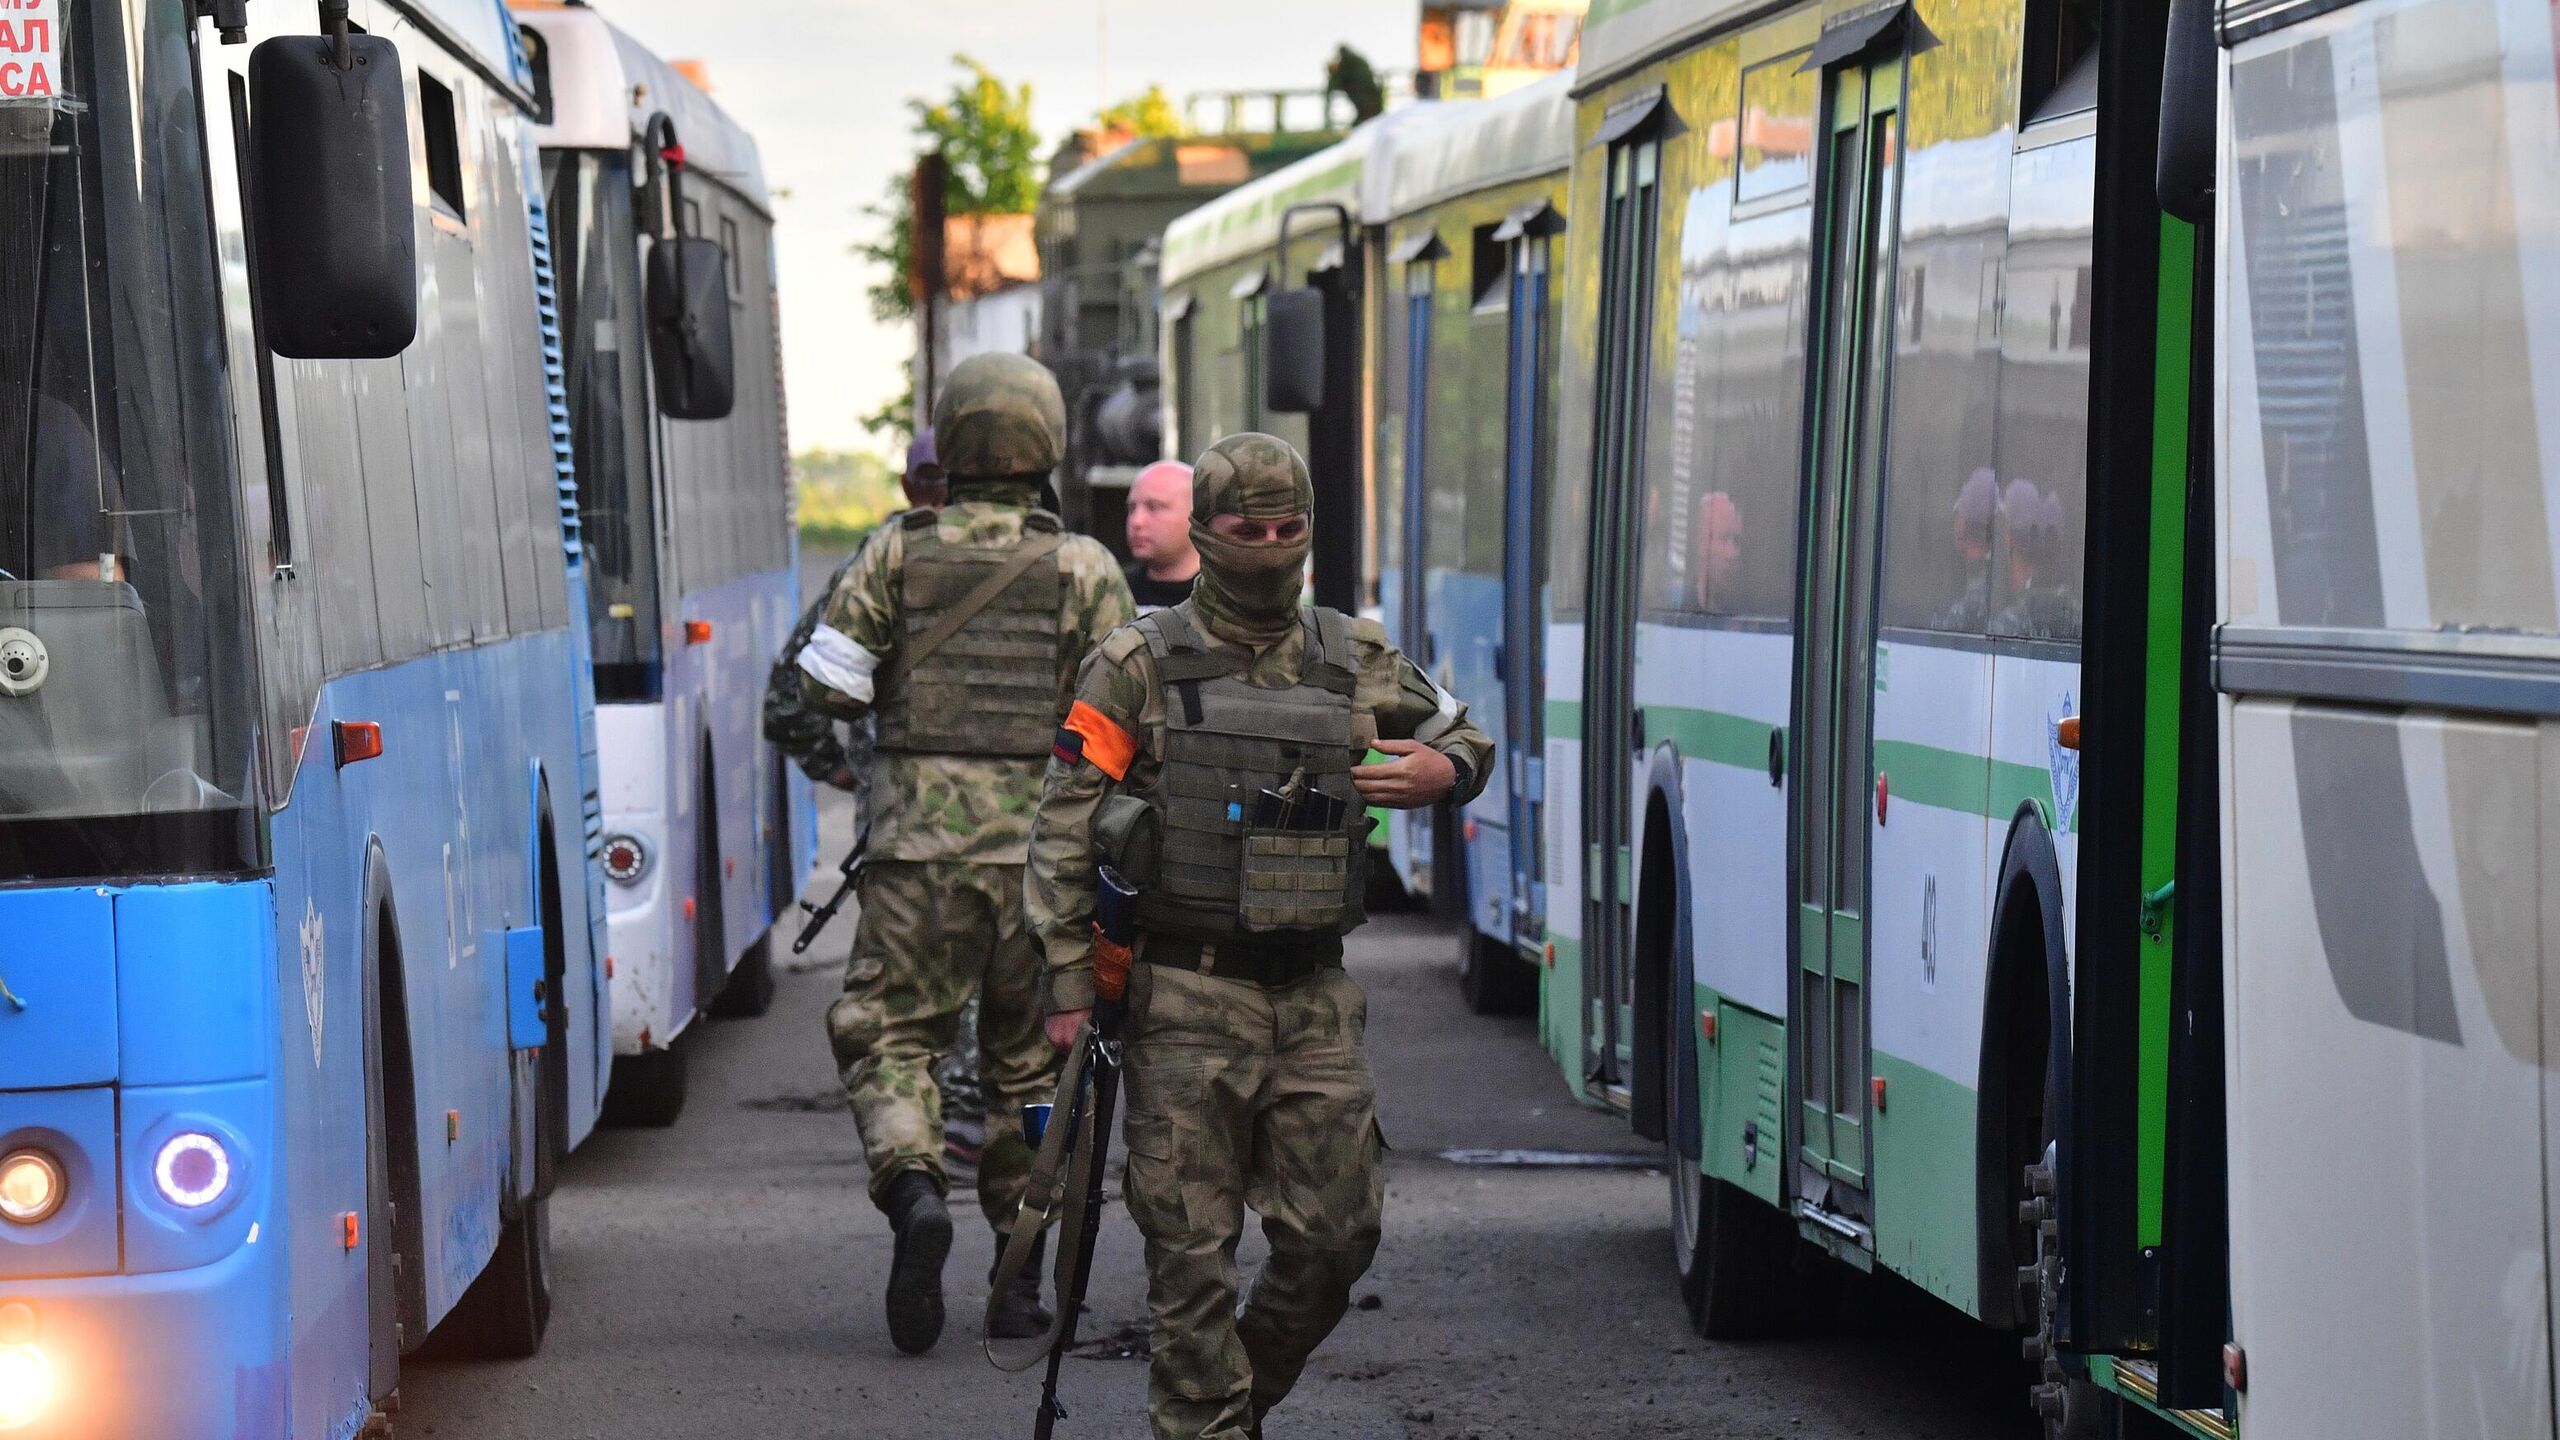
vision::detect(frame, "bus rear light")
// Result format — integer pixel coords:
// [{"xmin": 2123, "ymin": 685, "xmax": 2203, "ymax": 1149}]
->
[
  {"xmin": 0, "ymin": 1340, "xmax": 53, "ymax": 1430},
  {"xmin": 152, "ymin": 1132, "xmax": 232, "ymax": 1210},
  {"xmin": 602, "ymin": 834, "xmax": 650, "ymax": 884},
  {"xmin": 684, "ymin": 619, "xmax": 714, "ymax": 645},
  {"xmin": 1699, "ymin": 1011, "xmax": 1716, "ymax": 1044},
  {"xmin": 342, "ymin": 1212, "xmax": 359, "ymax": 1251},
  {"xmin": 333, "ymin": 720, "xmax": 384, "ymax": 768},
  {"xmin": 0, "ymin": 1151, "xmax": 63, "ymax": 1226}
]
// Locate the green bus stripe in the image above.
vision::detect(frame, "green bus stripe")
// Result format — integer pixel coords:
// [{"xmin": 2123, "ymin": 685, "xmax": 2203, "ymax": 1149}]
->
[
  {"xmin": 1646, "ymin": 706, "xmax": 1772, "ymax": 772},
  {"xmin": 2135, "ymin": 215, "xmax": 2198, "ymax": 1248},
  {"xmin": 1547, "ymin": 701, "xmax": 2063, "ymax": 827}
]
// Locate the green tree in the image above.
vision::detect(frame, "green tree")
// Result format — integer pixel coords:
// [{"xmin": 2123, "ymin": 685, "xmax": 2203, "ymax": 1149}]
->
[
  {"xmin": 795, "ymin": 447, "xmax": 906, "ymax": 548},
  {"xmin": 854, "ymin": 54, "xmax": 1043, "ymax": 442},
  {"xmin": 1096, "ymin": 85, "xmax": 1184, "ymax": 139}
]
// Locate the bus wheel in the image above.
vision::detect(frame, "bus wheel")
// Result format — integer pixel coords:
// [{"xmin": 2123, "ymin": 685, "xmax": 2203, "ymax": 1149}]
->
[
  {"xmin": 1458, "ymin": 930, "xmax": 1536, "ymax": 1015},
  {"xmin": 1675, "ymin": 1165, "xmax": 1798, "ymax": 1339},
  {"xmin": 2021, "ymin": 1144, "xmax": 2110, "ymax": 1438},
  {"xmin": 1668, "ymin": 977, "xmax": 1794, "ymax": 1337},
  {"xmin": 442, "ymin": 1185, "xmax": 553, "ymax": 1359},
  {"xmin": 602, "ymin": 1045, "xmax": 688, "ymax": 1128},
  {"xmin": 713, "ymin": 935, "xmax": 777, "ymax": 1018}
]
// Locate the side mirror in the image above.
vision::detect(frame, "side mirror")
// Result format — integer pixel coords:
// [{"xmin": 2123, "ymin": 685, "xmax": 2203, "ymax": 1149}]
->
[
  {"xmin": 645, "ymin": 236, "xmax": 736, "ymax": 420},
  {"xmin": 246, "ymin": 34, "xmax": 417, "ymax": 359},
  {"xmin": 1265, "ymin": 286, "xmax": 1326, "ymax": 414}
]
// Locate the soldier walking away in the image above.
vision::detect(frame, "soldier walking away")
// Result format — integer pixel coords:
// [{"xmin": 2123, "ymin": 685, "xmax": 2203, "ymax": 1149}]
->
[
  {"xmin": 791, "ymin": 354, "xmax": 1134, "ymax": 1355},
  {"xmin": 1027, "ymin": 434, "xmax": 1493, "ymax": 1440}
]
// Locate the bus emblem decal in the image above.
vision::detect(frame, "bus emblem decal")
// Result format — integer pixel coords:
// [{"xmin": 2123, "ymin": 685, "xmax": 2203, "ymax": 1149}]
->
[{"xmin": 299, "ymin": 900, "xmax": 326, "ymax": 1067}]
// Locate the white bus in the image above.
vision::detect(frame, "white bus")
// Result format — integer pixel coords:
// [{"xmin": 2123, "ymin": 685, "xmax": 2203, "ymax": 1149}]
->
[{"xmin": 517, "ymin": 4, "xmax": 810, "ymax": 1124}]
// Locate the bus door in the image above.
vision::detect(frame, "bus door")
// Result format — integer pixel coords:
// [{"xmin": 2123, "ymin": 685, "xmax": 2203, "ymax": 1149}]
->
[
  {"xmin": 1789, "ymin": 55, "xmax": 1902, "ymax": 1221},
  {"xmin": 1400, "ymin": 255, "xmax": 1439, "ymax": 890},
  {"xmin": 1584, "ymin": 130, "xmax": 1662, "ymax": 1100},
  {"xmin": 1502, "ymin": 229, "xmax": 1552, "ymax": 948}
]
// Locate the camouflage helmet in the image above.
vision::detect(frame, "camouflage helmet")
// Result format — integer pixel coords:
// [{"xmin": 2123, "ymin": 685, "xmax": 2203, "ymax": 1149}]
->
[
  {"xmin": 1191, "ymin": 433, "xmax": 1314, "ymax": 523},
  {"xmin": 931, "ymin": 353, "xmax": 1066, "ymax": 478}
]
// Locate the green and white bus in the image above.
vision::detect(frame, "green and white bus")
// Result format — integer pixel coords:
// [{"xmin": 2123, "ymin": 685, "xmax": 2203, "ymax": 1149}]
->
[
  {"xmin": 2060, "ymin": 0, "xmax": 2560, "ymax": 1437},
  {"xmin": 1542, "ymin": 0, "xmax": 2109, "ymax": 1384}
]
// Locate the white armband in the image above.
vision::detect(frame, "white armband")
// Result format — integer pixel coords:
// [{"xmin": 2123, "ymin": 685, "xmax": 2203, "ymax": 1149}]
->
[
  {"xmin": 797, "ymin": 624, "xmax": 886, "ymax": 704},
  {"xmin": 1412, "ymin": 675, "xmax": 1464, "ymax": 745}
]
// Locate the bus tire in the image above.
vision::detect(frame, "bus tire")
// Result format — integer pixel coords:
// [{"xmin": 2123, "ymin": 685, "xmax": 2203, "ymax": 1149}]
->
[
  {"xmin": 2022, "ymin": 1145, "xmax": 2112, "ymax": 1439},
  {"xmin": 1674, "ymin": 1167, "xmax": 1798, "ymax": 1340},
  {"xmin": 442, "ymin": 1187, "xmax": 553, "ymax": 1359},
  {"xmin": 1458, "ymin": 929, "xmax": 1536, "ymax": 1015},
  {"xmin": 602, "ymin": 1045, "xmax": 688, "ymax": 1128},
  {"xmin": 713, "ymin": 935, "xmax": 776, "ymax": 1018}
]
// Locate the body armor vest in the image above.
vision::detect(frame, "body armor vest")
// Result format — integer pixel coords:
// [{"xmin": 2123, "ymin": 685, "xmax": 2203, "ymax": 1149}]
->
[
  {"xmin": 874, "ymin": 508, "xmax": 1067, "ymax": 758},
  {"xmin": 1132, "ymin": 605, "xmax": 1372, "ymax": 939}
]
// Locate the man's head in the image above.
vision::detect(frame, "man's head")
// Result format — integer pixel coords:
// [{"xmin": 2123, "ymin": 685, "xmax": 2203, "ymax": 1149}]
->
[
  {"xmin": 1187, "ymin": 433, "xmax": 1313, "ymax": 642},
  {"xmin": 1125, "ymin": 460, "xmax": 1197, "ymax": 577},
  {"xmin": 930, "ymin": 353, "xmax": 1066, "ymax": 499},
  {"xmin": 901, "ymin": 428, "xmax": 946, "ymax": 509}
]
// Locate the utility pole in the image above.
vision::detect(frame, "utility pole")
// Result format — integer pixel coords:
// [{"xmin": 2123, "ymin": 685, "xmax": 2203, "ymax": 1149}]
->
[{"xmin": 911, "ymin": 150, "xmax": 949, "ymax": 420}]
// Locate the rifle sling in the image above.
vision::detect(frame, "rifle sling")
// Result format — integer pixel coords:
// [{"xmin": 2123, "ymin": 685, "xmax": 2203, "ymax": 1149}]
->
[{"xmin": 881, "ymin": 531, "xmax": 1066, "ymax": 698}]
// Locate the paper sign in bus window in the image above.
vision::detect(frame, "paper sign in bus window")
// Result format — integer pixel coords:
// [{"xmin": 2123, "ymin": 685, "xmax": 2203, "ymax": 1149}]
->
[{"xmin": 0, "ymin": 0, "xmax": 59, "ymax": 103}]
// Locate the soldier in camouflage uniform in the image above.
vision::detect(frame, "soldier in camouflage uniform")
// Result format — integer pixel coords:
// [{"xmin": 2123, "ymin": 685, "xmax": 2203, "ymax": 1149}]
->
[
  {"xmin": 1028, "ymin": 434, "xmax": 1493, "ymax": 1440},
  {"xmin": 793, "ymin": 354, "xmax": 1134, "ymax": 1355}
]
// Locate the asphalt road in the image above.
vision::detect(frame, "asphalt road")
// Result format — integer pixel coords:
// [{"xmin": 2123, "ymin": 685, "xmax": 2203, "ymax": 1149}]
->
[
  {"xmin": 400, "ymin": 828, "xmax": 2033, "ymax": 1437},
  {"xmin": 401, "ymin": 549, "xmax": 2031, "ymax": 1438}
]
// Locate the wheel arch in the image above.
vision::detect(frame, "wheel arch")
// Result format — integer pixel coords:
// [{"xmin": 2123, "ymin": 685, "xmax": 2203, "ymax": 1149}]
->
[
  {"xmin": 1973, "ymin": 802, "xmax": 2072, "ymax": 1331},
  {"xmin": 361, "ymin": 839, "xmax": 430, "ymax": 1350},
  {"xmin": 1630, "ymin": 743, "xmax": 1697, "ymax": 1153}
]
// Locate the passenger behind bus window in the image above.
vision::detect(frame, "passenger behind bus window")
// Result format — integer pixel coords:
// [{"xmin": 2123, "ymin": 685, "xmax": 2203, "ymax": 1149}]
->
[
  {"xmin": 24, "ymin": 391, "xmax": 123, "ymax": 582},
  {"xmin": 1933, "ymin": 467, "xmax": 2000, "ymax": 633},
  {"xmin": 1993, "ymin": 479, "xmax": 2078, "ymax": 640},
  {"xmin": 1691, "ymin": 490, "xmax": 1741, "ymax": 612}
]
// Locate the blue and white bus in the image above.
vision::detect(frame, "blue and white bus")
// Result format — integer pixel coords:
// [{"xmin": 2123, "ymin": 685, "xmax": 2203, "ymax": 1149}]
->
[
  {"xmin": 518, "ymin": 4, "xmax": 810, "ymax": 1126},
  {"xmin": 0, "ymin": 0, "xmax": 612, "ymax": 1433}
]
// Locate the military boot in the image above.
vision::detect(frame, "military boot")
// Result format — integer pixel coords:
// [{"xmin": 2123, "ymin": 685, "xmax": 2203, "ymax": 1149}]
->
[
  {"xmin": 880, "ymin": 1170, "xmax": 952, "ymax": 1355},
  {"xmin": 986, "ymin": 1230, "xmax": 1054, "ymax": 1339}
]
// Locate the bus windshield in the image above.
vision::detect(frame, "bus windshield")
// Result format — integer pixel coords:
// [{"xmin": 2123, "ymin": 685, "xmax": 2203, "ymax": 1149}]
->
[{"xmin": 0, "ymin": 0, "xmax": 259, "ymax": 876}]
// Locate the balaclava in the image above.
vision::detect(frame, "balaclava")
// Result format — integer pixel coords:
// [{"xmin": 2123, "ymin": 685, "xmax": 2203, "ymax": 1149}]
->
[{"xmin": 1188, "ymin": 433, "xmax": 1315, "ymax": 647}]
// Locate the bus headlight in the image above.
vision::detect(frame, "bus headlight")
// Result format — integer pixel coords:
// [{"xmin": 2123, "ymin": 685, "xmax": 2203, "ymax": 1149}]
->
[
  {"xmin": 152, "ymin": 1132, "xmax": 232, "ymax": 1210},
  {"xmin": 601, "ymin": 833, "xmax": 650, "ymax": 884},
  {"xmin": 0, "ymin": 1152, "xmax": 63, "ymax": 1226},
  {"xmin": 0, "ymin": 1342, "xmax": 52, "ymax": 1429}
]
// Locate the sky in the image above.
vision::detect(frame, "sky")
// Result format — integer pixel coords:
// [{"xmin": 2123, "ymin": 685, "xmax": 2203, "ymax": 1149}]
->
[{"xmin": 588, "ymin": 0, "xmax": 1417, "ymax": 455}]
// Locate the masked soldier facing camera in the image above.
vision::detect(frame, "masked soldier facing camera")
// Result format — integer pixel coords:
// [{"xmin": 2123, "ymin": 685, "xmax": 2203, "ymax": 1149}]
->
[
  {"xmin": 794, "ymin": 353, "xmax": 1133, "ymax": 1355},
  {"xmin": 1027, "ymin": 433, "xmax": 1492, "ymax": 1440}
]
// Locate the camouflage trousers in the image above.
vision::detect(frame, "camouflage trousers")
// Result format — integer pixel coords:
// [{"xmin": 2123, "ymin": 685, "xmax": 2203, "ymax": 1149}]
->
[
  {"xmin": 826, "ymin": 860, "xmax": 1056, "ymax": 1231},
  {"xmin": 1119, "ymin": 960, "xmax": 1386, "ymax": 1440}
]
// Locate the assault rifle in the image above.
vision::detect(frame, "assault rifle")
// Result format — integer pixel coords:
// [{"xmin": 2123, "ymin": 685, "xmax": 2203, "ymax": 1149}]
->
[
  {"xmin": 985, "ymin": 864, "xmax": 1139, "ymax": 1436},
  {"xmin": 791, "ymin": 818, "xmax": 870, "ymax": 955}
]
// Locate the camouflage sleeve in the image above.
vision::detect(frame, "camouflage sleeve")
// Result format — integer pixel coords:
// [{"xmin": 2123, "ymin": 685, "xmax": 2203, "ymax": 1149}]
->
[
  {"xmin": 1353, "ymin": 619, "xmax": 1496, "ymax": 806},
  {"xmin": 764, "ymin": 549, "xmax": 869, "ymax": 781},
  {"xmin": 1052, "ymin": 535, "xmax": 1136, "ymax": 718},
  {"xmin": 797, "ymin": 522, "xmax": 904, "ymax": 721},
  {"xmin": 1026, "ymin": 627, "xmax": 1152, "ymax": 1014}
]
